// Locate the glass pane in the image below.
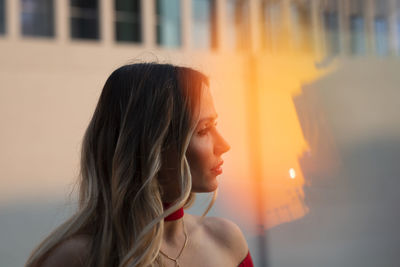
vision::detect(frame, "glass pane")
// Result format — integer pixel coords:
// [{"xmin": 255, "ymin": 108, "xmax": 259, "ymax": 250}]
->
[
  {"xmin": 290, "ymin": 0, "xmax": 312, "ymax": 52},
  {"xmin": 115, "ymin": 0, "xmax": 141, "ymax": 43},
  {"xmin": 261, "ymin": 0, "xmax": 282, "ymax": 51},
  {"xmin": 70, "ymin": 0, "xmax": 99, "ymax": 40},
  {"xmin": 226, "ymin": 0, "xmax": 250, "ymax": 50},
  {"xmin": 397, "ymin": 0, "xmax": 400, "ymax": 53},
  {"xmin": 192, "ymin": 0, "xmax": 216, "ymax": 49},
  {"xmin": 350, "ymin": 15, "xmax": 366, "ymax": 55},
  {"xmin": 226, "ymin": 0, "xmax": 236, "ymax": 49},
  {"xmin": 374, "ymin": 0, "xmax": 389, "ymax": 56},
  {"xmin": 116, "ymin": 21, "xmax": 141, "ymax": 42},
  {"xmin": 70, "ymin": 0, "xmax": 98, "ymax": 9},
  {"xmin": 156, "ymin": 0, "xmax": 181, "ymax": 47},
  {"xmin": 375, "ymin": 17, "xmax": 388, "ymax": 56},
  {"xmin": 70, "ymin": 17, "xmax": 99, "ymax": 39},
  {"xmin": 116, "ymin": 0, "xmax": 140, "ymax": 13},
  {"xmin": 323, "ymin": 11, "xmax": 340, "ymax": 55},
  {"xmin": 21, "ymin": 0, "xmax": 54, "ymax": 37},
  {"xmin": 0, "ymin": 0, "xmax": 5, "ymax": 34},
  {"xmin": 397, "ymin": 19, "xmax": 400, "ymax": 54}
]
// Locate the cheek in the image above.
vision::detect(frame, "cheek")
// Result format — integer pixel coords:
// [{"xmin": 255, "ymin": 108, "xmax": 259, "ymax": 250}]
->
[{"xmin": 186, "ymin": 137, "xmax": 213, "ymax": 171}]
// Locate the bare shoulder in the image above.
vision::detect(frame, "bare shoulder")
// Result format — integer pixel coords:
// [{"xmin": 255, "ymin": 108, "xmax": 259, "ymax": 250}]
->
[
  {"xmin": 39, "ymin": 235, "xmax": 91, "ymax": 267},
  {"xmin": 202, "ymin": 216, "xmax": 249, "ymax": 262}
]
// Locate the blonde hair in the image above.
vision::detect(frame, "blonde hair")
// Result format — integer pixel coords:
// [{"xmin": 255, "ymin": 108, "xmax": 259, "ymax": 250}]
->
[{"xmin": 26, "ymin": 63, "xmax": 214, "ymax": 267}]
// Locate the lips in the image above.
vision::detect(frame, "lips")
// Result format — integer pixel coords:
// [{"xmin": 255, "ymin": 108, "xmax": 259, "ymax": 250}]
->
[{"xmin": 211, "ymin": 160, "xmax": 224, "ymax": 175}]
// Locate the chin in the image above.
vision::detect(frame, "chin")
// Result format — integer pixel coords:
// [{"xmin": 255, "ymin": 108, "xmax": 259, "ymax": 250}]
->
[
  {"xmin": 192, "ymin": 180, "xmax": 218, "ymax": 193},
  {"xmin": 206, "ymin": 182, "xmax": 218, "ymax": 192}
]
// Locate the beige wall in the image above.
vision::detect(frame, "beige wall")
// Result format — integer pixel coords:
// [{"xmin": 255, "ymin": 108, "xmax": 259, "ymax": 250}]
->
[
  {"xmin": 2, "ymin": 2, "xmax": 400, "ymax": 266},
  {"xmin": 0, "ymin": 2, "xmax": 264, "ymax": 230},
  {"xmin": 1, "ymin": 0, "xmax": 398, "ymax": 227},
  {"xmin": 0, "ymin": 38, "xmax": 323, "ymax": 232},
  {"xmin": 0, "ymin": 0, "xmax": 323, "ymax": 229},
  {"xmin": 0, "ymin": 36, "xmax": 252, "ymax": 201}
]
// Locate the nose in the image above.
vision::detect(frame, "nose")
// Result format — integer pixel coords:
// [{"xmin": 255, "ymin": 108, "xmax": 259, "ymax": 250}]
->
[{"xmin": 214, "ymin": 130, "xmax": 230, "ymax": 156}]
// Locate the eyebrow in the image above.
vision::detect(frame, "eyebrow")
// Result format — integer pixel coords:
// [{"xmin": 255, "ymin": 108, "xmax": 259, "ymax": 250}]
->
[{"xmin": 198, "ymin": 115, "xmax": 218, "ymax": 125}]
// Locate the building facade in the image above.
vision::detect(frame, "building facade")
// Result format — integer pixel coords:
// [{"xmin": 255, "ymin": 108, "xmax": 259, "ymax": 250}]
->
[
  {"xmin": 1, "ymin": 1, "xmax": 400, "ymax": 267},
  {"xmin": 1, "ymin": 0, "xmax": 400, "ymax": 56}
]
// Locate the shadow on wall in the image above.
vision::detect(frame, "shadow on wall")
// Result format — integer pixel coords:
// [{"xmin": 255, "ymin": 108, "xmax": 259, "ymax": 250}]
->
[
  {"xmin": 267, "ymin": 58, "xmax": 400, "ymax": 267},
  {"xmin": 0, "ymin": 198, "xmax": 77, "ymax": 267}
]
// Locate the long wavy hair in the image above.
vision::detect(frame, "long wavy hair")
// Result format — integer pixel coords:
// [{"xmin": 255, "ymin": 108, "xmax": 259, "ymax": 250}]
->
[{"xmin": 26, "ymin": 63, "xmax": 213, "ymax": 267}]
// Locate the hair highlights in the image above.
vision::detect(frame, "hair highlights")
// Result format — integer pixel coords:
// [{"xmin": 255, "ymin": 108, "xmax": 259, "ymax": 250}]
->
[{"xmin": 26, "ymin": 63, "xmax": 210, "ymax": 267}]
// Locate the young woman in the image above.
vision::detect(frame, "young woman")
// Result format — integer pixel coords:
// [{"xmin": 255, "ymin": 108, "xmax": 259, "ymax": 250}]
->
[{"xmin": 26, "ymin": 63, "xmax": 254, "ymax": 267}]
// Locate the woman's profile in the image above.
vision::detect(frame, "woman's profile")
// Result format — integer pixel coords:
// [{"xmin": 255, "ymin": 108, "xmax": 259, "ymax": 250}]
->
[{"xmin": 26, "ymin": 63, "xmax": 254, "ymax": 267}]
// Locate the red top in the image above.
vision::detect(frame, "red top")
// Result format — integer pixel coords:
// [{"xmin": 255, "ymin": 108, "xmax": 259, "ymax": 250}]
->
[{"xmin": 238, "ymin": 251, "xmax": 254, "ymax": 267}]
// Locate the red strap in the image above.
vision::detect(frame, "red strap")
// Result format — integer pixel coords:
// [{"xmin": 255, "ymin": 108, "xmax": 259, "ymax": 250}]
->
[
  {"xmin": 238, "ymin": 251, "xmax": 254, "ymax": 267},
  {"xmin": 164, "ymin": 207, "xmax": 184, "ymax": 221},
  {"xmin": 163, "ymin": 203, "xmax": 184, "ymax": 221}
]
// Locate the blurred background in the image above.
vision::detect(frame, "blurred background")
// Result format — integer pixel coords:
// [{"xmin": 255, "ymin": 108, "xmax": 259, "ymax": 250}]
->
[{"xmin": 1, "ymin": 0, "xmax": 400, "ymax": 266}]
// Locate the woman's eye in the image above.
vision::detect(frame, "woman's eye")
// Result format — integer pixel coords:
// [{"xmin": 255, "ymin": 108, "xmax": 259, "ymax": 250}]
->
[
  {"xmin": 197, "ymin": 122, "xmax": 217, "ymax": 136},
  {"xmin": 198, "ymin": 127, "xmax": 210, "ymax": 136}
]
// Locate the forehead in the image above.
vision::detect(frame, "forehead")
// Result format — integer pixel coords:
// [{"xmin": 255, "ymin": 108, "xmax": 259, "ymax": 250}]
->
[{"xmin": 198, "ymin": 84, "xmax": 217, "ymax": 121}]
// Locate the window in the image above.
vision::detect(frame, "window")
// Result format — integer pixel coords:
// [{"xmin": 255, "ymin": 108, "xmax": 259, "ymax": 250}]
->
[
  {"xmin": 321, "ymin": 0, "xmax": 340, "ymax": 56},
  {"xmin": 374, "ymin": 18, "xmax": 388, "ymax": 56},
  {"xmin": 261, "ymin": 0, "xmax": 282, "ymax": 51},
  {"xmin": 192, "ymin": 0, "xmax": 217, "ymax": 50},
  {"xmin": 21, "ymin": 0, "xmax": 54, "ymax": 37},
  {"xmin": 115, "ymin": 0, "xmax": 141, "ymax": 42},
  {"xmin": 0, "ymin": 0, "xmax": 5, "ymax": 35},
  {"xmin": 374, "ymin": 0, "xmax": 389, "ymax": 56},
  {"xmin": 323, "ymin": 11, "xmax": 339, "ymax": 55},
  {"xmin": 156, "ymin": 0, "xmax": 181, "ymax": 47},
  {"xmin": 226, "ymin": 0, "xmax": 250, "ymax": 50},
  {"xmin": 397, "ymin": 0, "xmax": 400, "ymax": 53},
  {"xmin": 70, "ymin": 0, "xmax": 99, "ymax": 40},
  {"xmin": 349, "ymin": 0, "xmax": 366, "ymax": 55},
  {"xmin": 290, "ymin": 0, "xmax": 312, "ymax": 53},
  {"xmin": 350, "ymin": 16, "xmax": 365, "ymax": 55}
]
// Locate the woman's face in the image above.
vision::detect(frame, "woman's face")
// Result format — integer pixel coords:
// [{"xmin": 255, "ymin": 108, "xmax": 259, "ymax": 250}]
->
[{"xmin": 186, "ymin": 86, "xmax": 230, "ymax": 192}]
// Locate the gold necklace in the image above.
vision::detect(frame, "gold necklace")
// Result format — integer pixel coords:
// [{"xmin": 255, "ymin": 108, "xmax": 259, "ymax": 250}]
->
[{"xmin": 159, "ymin": 218, "xmax": 188, "ymax": 267}]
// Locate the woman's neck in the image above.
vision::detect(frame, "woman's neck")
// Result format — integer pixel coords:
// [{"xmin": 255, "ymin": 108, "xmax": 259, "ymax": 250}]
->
[
  {"xmin": 162, "ymin": 202, "xmax": 185, "ymax": 243},
  {"xmin": 163, "ymin": 216, "xmax": 185, "ymax": 244}
]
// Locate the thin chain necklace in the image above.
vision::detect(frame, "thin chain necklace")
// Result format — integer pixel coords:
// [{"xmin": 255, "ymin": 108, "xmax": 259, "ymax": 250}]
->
[{"xmin": 159, "ymin": 218, "xmax": 188, "ymax": 267}]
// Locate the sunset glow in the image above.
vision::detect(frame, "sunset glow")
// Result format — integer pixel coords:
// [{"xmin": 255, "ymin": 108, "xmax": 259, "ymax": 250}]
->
[
  {"xmin": 289, "ymin": 168, "xmax": 296, "ymax": 179},
  {"xmin": 214, "ymin": 49, "xmax": 334, "ymax": 231}
]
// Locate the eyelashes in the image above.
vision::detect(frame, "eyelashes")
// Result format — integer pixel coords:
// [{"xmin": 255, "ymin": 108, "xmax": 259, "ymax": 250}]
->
[
  {"xmin": 197, "ymin": 121, "xmax": 218, "ymax": 136},
  {"xmin": 198, "ymin": 128, "xmax": 209, "ymax": 136}
]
